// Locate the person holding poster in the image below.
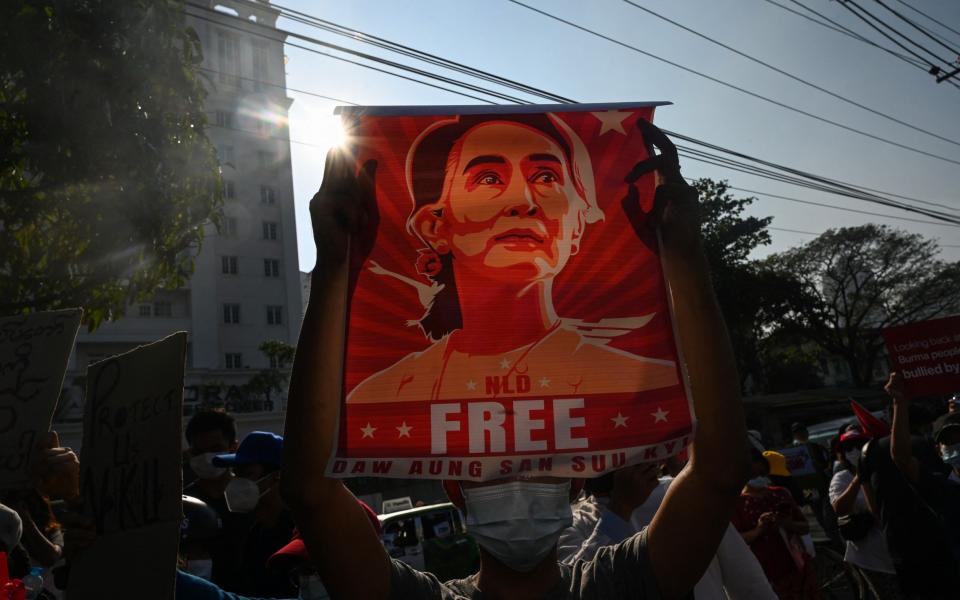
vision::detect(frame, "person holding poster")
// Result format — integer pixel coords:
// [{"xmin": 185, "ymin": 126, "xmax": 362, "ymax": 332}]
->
[{"xmin": 282, "ymin": 114, "xmax": 749, "ymax": 599}]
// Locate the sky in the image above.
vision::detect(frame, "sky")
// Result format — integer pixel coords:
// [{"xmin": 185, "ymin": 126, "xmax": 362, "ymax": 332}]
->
[{"xmin": 271, "ymin": 0, "xmax": 960, "ymax": 271}]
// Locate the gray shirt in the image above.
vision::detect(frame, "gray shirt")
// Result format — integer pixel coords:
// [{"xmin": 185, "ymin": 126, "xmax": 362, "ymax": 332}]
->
[{"xmin": 388, "ymin": 530, "xmax": 660, "ymax": 599}]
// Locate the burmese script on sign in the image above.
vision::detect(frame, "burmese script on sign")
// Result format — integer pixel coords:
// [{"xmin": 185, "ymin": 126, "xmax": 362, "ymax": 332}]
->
[{"xmin": 327, "ymin": 103, "xmax": 693, "ymax": 481}]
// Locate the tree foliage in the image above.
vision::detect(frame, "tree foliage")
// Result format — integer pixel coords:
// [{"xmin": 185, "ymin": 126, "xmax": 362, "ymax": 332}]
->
[
  {"xmin": 692, "ymin": 179, "xmax": 800, "ymax": 391},
  {"xmin": 0, "ymin": 0, "xmax": 222, "ymax": 329},
  {"xmin": 243, "ymin": 341, "xmax": 296, "ymax": 405},
  {"xmin": 769, "ymin": 224, "xmax": 960, "ymax": 386}
]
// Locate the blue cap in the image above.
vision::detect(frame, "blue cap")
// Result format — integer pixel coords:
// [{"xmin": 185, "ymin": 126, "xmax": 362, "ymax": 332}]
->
[{"xmin": 213, "ymin": 431, "xmax": 283, "ymax": 467}]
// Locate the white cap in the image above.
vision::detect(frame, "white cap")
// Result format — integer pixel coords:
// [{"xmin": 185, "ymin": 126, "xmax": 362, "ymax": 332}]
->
[{"xmin": 0, "ymin": 502, "xmax": 22, "ymax": 552}]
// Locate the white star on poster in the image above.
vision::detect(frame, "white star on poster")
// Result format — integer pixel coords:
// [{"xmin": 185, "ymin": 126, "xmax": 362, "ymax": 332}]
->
[
  {"xmin": 539, "ymin": 377, "xmax": 551, "ymax": 388},
  {"xmin": 611, "ymin": 412, "xmax": 629, "ymax": 428},
  {"xmin": 466, "ymin": 379, "xmax": 478, "ymax": 391},
  {"xmin": 396, "ymin": 422, "xmax": 413, "ymax": 438},
  {"xmin": 591, "ymin": 110, "xmax": 631, "ymax": 135},
  {"xmin": 360, "ymin": 423, "xmax": 376, "ymax": 438},
  {"xmin": 651, "ymin": 407, "xmax": 669, "ymax": 423},
  {"xmin": 500, "ymin": 358, "xmax": 510, "ymax": 370}
]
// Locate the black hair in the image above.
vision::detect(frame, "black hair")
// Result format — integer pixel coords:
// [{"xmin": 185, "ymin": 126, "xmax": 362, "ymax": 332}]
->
[{"xmin": 185, "ymin": 409, "xmax": 237, "ymax": 446}]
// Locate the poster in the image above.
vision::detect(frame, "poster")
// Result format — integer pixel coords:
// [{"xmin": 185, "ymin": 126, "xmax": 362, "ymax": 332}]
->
[
  {"xmin": 0, "ymin": 309, "xmax": 82, "ymax": 489},
  {"xmin": 328, "ymin": 103, "xmax": 693, "ymax": 481},
  {"xmin": 882, "ymin": 315, "xmax": 960, "ymax": 398},
  {"xmin": 69, "ymin": 332, "xmax": 187, "ymax": 600}
]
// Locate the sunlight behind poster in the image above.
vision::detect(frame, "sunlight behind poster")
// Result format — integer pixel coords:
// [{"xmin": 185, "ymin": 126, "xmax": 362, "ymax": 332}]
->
[{"xmin": 328, "ymin": 103, "xmax": 692, "ymax": 481}]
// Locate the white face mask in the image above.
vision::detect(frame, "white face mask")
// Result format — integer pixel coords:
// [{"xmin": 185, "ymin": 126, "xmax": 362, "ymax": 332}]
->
[
  {"xmin": 462, "ymin": 480, "xmax": 572, "ymax": 573},
  {"xmin": 747, "ymin": 476, "xmax": 771, "ymax": 489},
  {"xmin": 185, "ymin": 558, "xmax": 213, "ymax": 580},
  {"xmin": 299, "ymin": 573, "xmax": 328, "ymax": 600},
  {"xmin": 224, "ymin": 474, "xmax": 272, "ymax": 513},
  {"xmin": 189, "ymin": 452, "xmax": 227, "ymax": 480}
]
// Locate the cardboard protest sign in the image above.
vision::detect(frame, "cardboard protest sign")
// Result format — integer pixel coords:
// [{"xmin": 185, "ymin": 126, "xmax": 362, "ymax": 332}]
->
[
  {"xmin": 883, "ymin": 315, "xmax": 960, "ymax": 398},
  {"xmin": 0, "ymin": 309, "xmax": 82, "ymax": 489},
  {"xmin": 778, "ymin": 445, "xmax": 815, "ymax": 477},
  {"xmin": 328, "ymin": 103, "xmax": 692, "ymax": 481},
  {"xmin": 69, "ymin": 332, "xmax": 186, "ymax": 600}
]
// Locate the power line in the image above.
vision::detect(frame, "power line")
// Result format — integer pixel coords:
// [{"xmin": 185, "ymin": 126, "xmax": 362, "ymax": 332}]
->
[
  {"xmin": 505, "ymin": 0, "xmax": 960, "ymax": 167},
  {"xmin": 621, "ymin": 0, "xmax": 960, "ymax": 149},
  {"xmin": 196, "ymin": 66, "xmax": 357, "ymax": 105},
  {"xmin": 759, "ymin": 0, "xmax": 926, "ymax": 67},
  {"xmin": 188, "ymin": 1, "xmax": 960, "ymax": 224},
  {"xmin": 838, "ymin": 0, "xmax": 954, "ymax": 71},
  {"xmin": 894, "ymin": 0, "xmax": 960, "ymax": 44},
  {"xmin": 873, "ymin": 0, "xmax": 960, "ymax": 58},
  {"xmin": 186, "ymin": 7, "xmax": 514, "ymax": 104},
  {"xmin": 764, "ymin": 0, "xmax": 960, "ymax": 91}
]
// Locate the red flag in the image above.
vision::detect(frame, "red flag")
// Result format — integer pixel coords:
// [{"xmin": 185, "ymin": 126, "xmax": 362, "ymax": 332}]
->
[{"xmin": 850, "ymin": 399, "xmax": 889, "ymax": 438}]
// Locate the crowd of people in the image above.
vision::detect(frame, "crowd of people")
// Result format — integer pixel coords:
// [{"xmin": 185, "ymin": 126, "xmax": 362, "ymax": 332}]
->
[{"xmin": 2, "ymin": 123, "xmax": 959, "ymax": 600}]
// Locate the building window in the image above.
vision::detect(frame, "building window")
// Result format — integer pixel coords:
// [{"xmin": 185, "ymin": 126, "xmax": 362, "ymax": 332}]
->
[
  {"xmin": 225, "ymin": 353, "xmax": 243, "ymax": 369},
  {"xmin": 215, "ymin": 110, "xmax": 233, "ymax": 128},
  {"xmin": 262, "ymin": 222, "xmax": 279, "ymax": 240},
  {"xmin": 257, "ymin": 150, "xmax": 272, "ymax": 170},
  {"xmin": 220, "ymin": 146, "xmax": 235, "ymax": 166},
  {"xmin": 138, "ymin": 304, "xmax": 152, "ymax": 317},
  {"xmin": 223, "ymin": 303, "xmax": 241, "ymax": 324},
  {"xmin": 217, "ymin": 31, "xmax": 239, "ymax": 85},
  {"xmin": 221, "ymin": 256, "xmax": 238, "ymax": 275},
  {"xmin": 153, "ymin": 301, "xmax": 172, "ymax": 317},
  {"xmin": 260, "ymin": 185, "xmax": 276, "ymax": 205},
  {"xmin": 224, "ymin": 180, "xmax": 235, "ymax": 200},
  {"xmin": 266, "ymin": 305, "xmax": 283, "ymax": 325},
  {"xmin": 252, "ymin": 40, "xmax": 269, "ymax": 91},
  {"xmin": 224, "ymin": 217, "xmax": 239, "ymax": 237},
  {"xmin": 264, "ymin": 259, "xmax": 280, "ymax": 277}
]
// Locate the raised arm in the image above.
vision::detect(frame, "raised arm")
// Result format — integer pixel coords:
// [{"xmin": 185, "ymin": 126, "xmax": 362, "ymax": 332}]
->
[
  {"xmin": 885, "ymin": 372, "xmax": 920, "ymax": 483},
  {"xmin": 630, "ymin": 122, "xmax": 748, "ymax": 599},
  {"xmin": 280, "ymin": 151, "xmax": 391, "ymax": 600}
]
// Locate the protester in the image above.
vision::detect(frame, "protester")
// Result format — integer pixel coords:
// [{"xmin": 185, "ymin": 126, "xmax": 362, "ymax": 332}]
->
[
  {"xmin": 184, "ymin": 410, "xmax": 246, "ymax": 588},
  {"xmin": 267, "ymin": 502, "xmax": 379, "ymax": 600},
  {"xmin": 733, "ymin": 448, "xmax": 819, "ymax": 599},
  {"xmin": 0, "ymin": 502, "xmax": 22, "ymax": 555},
  {"xmin": 933, "ymin": 411, "xmax": 960, "ymax": 483},
  {"xmin": 213, "ymin": 431, "xmax": 297, "ymax": 599},
  {"xmin": 560, "ymin": 461, "xmax": 777, "ymax": 599},
  {"xmin": 281, "ymin": 121, "xmax": 749, "ymax": 599},
  {"xmin": 857, "ymin": 372, "xmax": 960, "ymax": 598},
  {"xmin": 556, "ymin": 463, "xmax": 660, "ymax": 564},
  {"xmin": 828, "ymin": 429, "xmax": 899, "ymax": 599},
  {"xmin": 185, "ymin": 410, "xmax": 240, "ymax": 511}
]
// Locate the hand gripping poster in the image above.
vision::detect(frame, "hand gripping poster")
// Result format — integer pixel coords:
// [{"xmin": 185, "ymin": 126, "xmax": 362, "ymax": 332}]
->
[{"xmin": 328, "ymin": 103, "xmax": 693, "ymax": 481}]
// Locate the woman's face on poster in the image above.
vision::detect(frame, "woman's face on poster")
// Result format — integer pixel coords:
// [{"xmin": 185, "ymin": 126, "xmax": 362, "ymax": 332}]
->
[{"xmin": 420, "ymin": 122, "xmax": 588, "ymax": 282}]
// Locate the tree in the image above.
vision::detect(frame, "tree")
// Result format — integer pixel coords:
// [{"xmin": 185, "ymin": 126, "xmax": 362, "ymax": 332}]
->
[
  {"xmin": 692, "ymin": 179, "xmax": 800, "ymax": 391},
  {"xmin": 769, "ymin": 224, "xmax": 960, "ymax": 387},
  {"xmin": 0, "ymin": 0, "xmax": 222, "ymax": 329},
  {"xmin": 243, "ymin": 341, "xmax": 296, "ymax": 406}
]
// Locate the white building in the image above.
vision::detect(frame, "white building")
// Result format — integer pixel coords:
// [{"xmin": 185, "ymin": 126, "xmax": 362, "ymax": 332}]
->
[{"xmin": 56, "ymin": 0, "xmax": 300, "ymax": 446}]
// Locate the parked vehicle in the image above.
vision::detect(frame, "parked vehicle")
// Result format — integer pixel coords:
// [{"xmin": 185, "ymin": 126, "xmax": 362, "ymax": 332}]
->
[{"xmin": 378, "ymin": 502, "xmax": 480, "ymax": 581}]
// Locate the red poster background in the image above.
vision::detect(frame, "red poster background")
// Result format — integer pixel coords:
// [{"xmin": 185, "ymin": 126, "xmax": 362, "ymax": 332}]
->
[
  {"xmin": 882, "ymin": 315, "xmax": 960, "ymax": 398},
  {"xmin": 330, "ymin": 104, "xmax": 693, "ymax": 481}
]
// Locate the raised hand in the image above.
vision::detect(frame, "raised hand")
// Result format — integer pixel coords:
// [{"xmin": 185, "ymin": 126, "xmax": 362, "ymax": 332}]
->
[
  {"xmin": 310, "ymin": 150, "xmax": 378, "ymax": 272},
  {"xmin": 621, "ymin": 119, "xmax": 700, "ymax": 256},
  {"xmin": 30, "ymin": 431, "xmax": 80, "ymax": 501}
]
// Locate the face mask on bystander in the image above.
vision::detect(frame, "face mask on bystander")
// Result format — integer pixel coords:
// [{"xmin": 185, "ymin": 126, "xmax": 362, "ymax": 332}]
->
[
  {"xmin": 747, "ymin": 476, "xmax": 771, "ymax": 489},
  {"xmin": 224, "ymin": 474, "xmax": 273, "ymax": 513},
  {"xmin": 189, "ymin": 453, "xmax": 227, "ymax": 480}
]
